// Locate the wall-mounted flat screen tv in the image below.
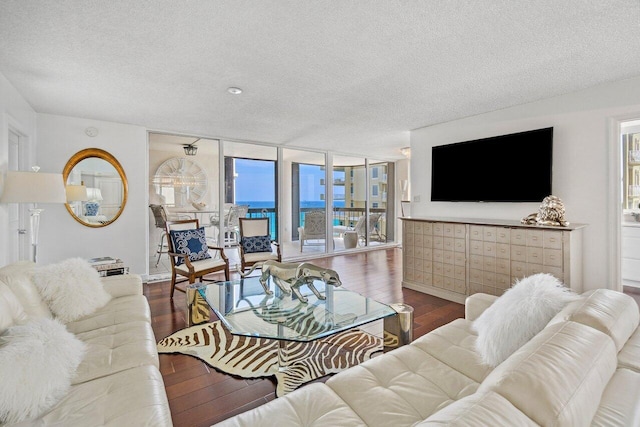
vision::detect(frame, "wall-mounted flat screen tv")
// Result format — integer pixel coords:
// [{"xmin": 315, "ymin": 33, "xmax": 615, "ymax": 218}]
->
[{"xmin": 431, "ymin": 127, "xmax": 553, "ymax": 202}]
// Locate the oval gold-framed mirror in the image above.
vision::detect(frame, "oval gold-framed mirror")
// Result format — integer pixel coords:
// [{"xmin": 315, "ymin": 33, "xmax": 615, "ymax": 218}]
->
[{"xmin": 63, "ymin": 148, "xmax": 128, "ymax": 228}]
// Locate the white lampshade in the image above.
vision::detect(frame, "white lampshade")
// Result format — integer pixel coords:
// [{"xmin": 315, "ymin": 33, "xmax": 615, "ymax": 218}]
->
[
  {"xmin": 66, "ymin": 184, "xmax": 88, "ymax": 202},
  {"xmin": 0, "ymin": 170, "xmax": 66, "ymax": 204},
  {"xmin": 86, "ymin": 187, "xmax": 103, "ymax": 202}
]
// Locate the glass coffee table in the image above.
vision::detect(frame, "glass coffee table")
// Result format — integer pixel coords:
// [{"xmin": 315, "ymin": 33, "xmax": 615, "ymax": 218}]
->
[{"xmin": 186, "ymin": 275, "xmax": 402, "ymax": 370}]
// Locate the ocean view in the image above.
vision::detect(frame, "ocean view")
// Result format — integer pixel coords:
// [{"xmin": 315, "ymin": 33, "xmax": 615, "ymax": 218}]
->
[{"xmin": 237, "ymin": 200, "xmax": 345, "ymax": 208}]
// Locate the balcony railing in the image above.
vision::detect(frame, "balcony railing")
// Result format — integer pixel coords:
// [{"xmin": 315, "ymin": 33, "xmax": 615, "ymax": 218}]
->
[{"xmin": 245, "ymin": 206, "xmax": 387, "ymax": 242}]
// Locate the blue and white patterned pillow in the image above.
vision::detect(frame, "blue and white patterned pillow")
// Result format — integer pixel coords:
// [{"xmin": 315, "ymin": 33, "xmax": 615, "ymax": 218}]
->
[
  {"xmin": 241, "ymin": 235, "xmax": 272, "ymax": 254},
  {"xmin": 169, "ymin": 227, "xmax": 211, "ymax": 266}
]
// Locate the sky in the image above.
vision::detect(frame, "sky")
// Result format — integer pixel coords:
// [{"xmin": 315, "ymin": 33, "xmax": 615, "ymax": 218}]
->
[
  {"xmin": 234, "ymin": 159, "xmax": 275, "ymax": 202},
  {"xmin": 234, "ymin": 159, "xmax": 344, "ymax": 203}
]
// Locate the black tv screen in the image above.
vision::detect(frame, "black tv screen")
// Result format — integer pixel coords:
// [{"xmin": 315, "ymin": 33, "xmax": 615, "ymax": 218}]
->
[{"xmin": 431, "ymin": 127, "xmax": 553, "ymax": 202}]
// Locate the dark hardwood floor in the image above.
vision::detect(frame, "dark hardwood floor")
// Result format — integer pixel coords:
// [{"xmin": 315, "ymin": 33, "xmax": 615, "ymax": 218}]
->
[{"xmin": 144, "ymin": 247, "xmax": 465, "ymax": 426}]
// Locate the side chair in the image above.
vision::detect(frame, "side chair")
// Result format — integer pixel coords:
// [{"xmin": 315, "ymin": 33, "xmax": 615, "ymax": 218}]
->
[
  {"xmin": 238, "ymin": 217, "xmax": 281, "ymax": 273},
  {"xmin": 334, "ymin": 213, "xmax": 384, "ymax": 247},
  {"xmin": 209, "ymin": 204, "xmax": 250, "ymax": 247},
  {"xmin": 297, "ymin": 210, "xmax": 332, "ymax": 251},
  {"xmin": 149, "ymin": 204, "xmax": 190, "ymax": 267},
  {"xmin": 166, "ymin": 218, "xmax": 230, "ymax": 299}
]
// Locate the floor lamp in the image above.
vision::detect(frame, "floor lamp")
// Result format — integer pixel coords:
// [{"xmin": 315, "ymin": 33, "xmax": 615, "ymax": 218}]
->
[{"xmin": 0, "ymin": 167, "xmax": 66, "ymax": 262}]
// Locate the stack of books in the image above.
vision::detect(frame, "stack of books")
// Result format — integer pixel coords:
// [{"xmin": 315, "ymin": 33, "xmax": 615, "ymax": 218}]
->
[{"xmin": 88, "ymin": 257, "xmax": 129, "ymax": 277}]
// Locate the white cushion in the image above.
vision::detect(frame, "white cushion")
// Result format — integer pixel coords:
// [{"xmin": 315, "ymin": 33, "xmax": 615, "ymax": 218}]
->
[
  {"xmin": 0, "ymin": 318, "xmax": 86, "ymax": 424},
  {"xmin": 326, "ymin": 338, "xmax": 480, "ymax": 426},
  {"xmin": 548, "ymin": 288, "xmax": 640, "ymax": 351},
  {"xmin": 478, "ymin": 321, "xmax": 617, "ymax": 427},
  {"xmin": 0, "ymin": 261, "xmax": 52, "ymax": 319},
  {"xmin": 31, "ymin": 365, "xmax": 172, "ymax": 427},
  {"xmin": 591, "ymin": 368, "xmax": 640, "ymax": 427},
  {"xmin": 100, "ymin": 274, "xmax": 143, "ymax": 298},
  {"xmin": 33, "ymin": 258, "xmax": 112, "ymax": 323},
  {"xmin": 473, "ymin": 273, "xmax": 578, "ymax": 367},
  {"xmin": 618, "ymin": 326, "xmax": 640, "ymax": 372},
  {"xmin": 175, "ymin": 257, "xmax": 227, "ymax": 274},
  {"xmin": 65, "ymin": 295, "xmax": 151, "ymax": 334},
  {"xmin": 243, "ymin": 252, "xmax": 279, "ymax": 263},
  {"xmin": 418, "ymin": 391, "xmax": 538, "ymax": 426},
  {"xmin": 411, "ymin": 318, "xmax": 492, "ymax": 383},
  {"xmin": 0, "ymin": 282, "xmax": 28, "ymax": 334},
  {"xmin": 214, "ymin": 383, "xmax": 364, "ymax": 427},
  {"xmin": 73, "ymin": 321, "xmax": 159, "ymax": 384},
  {"xmin": 464, "ymin": 293, "xmax": 498, "ymax": 321}
]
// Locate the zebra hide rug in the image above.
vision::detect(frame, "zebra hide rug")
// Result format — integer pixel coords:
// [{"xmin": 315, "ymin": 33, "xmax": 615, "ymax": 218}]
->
[{"xmin": 157, "ymin": 321, "xmax": 382, "ymax": 396}]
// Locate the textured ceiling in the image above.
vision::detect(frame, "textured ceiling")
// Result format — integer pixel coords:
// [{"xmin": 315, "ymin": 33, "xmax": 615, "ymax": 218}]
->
[{"xmin": 1, "ymin": 1, "xmax": 640, "ymax": 159}]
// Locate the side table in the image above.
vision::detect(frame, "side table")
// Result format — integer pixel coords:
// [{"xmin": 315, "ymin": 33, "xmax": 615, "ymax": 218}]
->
[
  {"xmin": 383, "ymin": 303, "xmax": 414, "ymax": 352},
  {"xmin": 344, "ymin": 231, "xmax": 358, "ymax": 249}
]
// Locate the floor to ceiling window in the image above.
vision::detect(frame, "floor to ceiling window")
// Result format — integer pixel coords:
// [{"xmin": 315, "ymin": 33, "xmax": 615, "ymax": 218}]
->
[
  {"xmin": 333, "ymin": 155, "xmax": 367, "ymax": 253},
  {"xmin": 368, "ymin": 159, "xmax": 395, "ymax": 244},
  {"xmin": 147, "ymin": 133, "xmax": 398, "ymax": 279},
  {"xmin": 223, "ymin": 141, "xmax": 278, "ymax": 241},
  {"xmin": 283, "ymin": 148, "xmax": 327, "ymax": 254}
]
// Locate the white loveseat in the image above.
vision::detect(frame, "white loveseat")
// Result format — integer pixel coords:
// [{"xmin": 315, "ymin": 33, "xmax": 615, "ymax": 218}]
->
[
  {"xmin": 216, "ymin": 289, "xmax": 640, "ymax": 426},
  {"xmin": 0, "ymin": 261, "xmax": 172, "ymax": 426}
]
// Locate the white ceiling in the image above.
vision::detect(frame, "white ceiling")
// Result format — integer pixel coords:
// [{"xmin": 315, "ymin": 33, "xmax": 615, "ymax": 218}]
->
[{"xmin": 2, "ymin": 1, "xmax": 640, "ymax": 159}]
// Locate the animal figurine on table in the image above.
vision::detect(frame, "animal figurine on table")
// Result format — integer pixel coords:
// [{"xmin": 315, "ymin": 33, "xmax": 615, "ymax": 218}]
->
[
  {"xmin": 257, "ymin": 260, "xmax": 343, "ymax": 303},
  {"xmin": 256, "ymin": 260, "xmax": 301, "ymax": 296},
  {"xmin": 521, "ymin": 195, "xmax": 569, "ymax": 227}
]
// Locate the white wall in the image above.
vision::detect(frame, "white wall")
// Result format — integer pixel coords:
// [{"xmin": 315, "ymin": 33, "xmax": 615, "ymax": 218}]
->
[
  {"xmin": 410, "ymin": 76, "xmax": 640, "ymax": 292},
  {"xmin": 0, "ymin": 73, "xmax": 37, "ymax": 265},
  {"xmin": 36, "ymin": 114, "xmax": 148, "ymax": 274},
  {"xmin": 395, "ymin": 157, "xmax": 410, "ymax": 240}
]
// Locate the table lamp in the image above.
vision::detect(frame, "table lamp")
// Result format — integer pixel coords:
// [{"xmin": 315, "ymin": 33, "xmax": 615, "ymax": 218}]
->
[
  {"xmin": 66, "ymin": 184, "xmax": 88, "ymax": 216},
  {"xmin": 85, "ymin": 187, "xmax": 103, "ymax": 216},
  {"xmin": 0, "ymin": 166, "xmax": 66, "ymax": 262}
]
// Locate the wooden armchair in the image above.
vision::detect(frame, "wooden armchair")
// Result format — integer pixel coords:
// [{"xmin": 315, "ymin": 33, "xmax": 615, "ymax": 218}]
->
[
  {"xmin": 238, "ymin": 217, "xmax": 281, "ymax": 272},
  {"xmin": 166, "ymin": 219, "xmax": 230, "ymax": 299}
]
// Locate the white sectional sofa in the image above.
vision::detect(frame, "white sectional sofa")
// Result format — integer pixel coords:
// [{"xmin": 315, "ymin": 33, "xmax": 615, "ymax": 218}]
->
[
  {"xmin": 216, "ymin": 289, "xmax": 640, "ymax": 426},
  {"xmin": 0, "ymin": 261, "xmax": 172, "ymax": 426}
]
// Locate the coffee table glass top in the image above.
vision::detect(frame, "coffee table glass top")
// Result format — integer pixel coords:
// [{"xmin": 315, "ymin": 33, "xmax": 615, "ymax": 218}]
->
[{"xmin": 194, "ymin": 276, "xmax": 396, "ymax": 342}]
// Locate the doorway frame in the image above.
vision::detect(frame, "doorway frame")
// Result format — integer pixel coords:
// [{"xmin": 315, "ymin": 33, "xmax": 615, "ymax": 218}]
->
[
  {"xmin": 4, "ymin": 113, "xmax": 32, "ymax": 262},
  {"xmin": 608, "ymin": 112, "xmax": 640, "ymax": 292}
]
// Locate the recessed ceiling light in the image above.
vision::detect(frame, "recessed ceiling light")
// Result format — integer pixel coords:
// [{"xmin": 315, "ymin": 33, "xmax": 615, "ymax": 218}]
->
[{"xmin": 227, "ymin": 87, "xmax": 243, "ymax": 95}]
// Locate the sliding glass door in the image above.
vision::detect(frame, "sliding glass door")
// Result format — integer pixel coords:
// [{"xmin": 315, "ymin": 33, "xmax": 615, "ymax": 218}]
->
[
  {"xmin": 283, "ymin": 149, "xmax": 326, "ymax": 254},
  {"xmin": 333, "ymin": 155, "xmax": 366, "ymax": 252},
  {"xmin": 148, "ymin": 133, "xmax": 398, "ymax": 278},
  {"xmin": 368, "ymin": 159, "xmax": 395, "ymax": 244},
  {"xmin": 223, "ymin": 141, "xmax": 278, "ymax": 241}
]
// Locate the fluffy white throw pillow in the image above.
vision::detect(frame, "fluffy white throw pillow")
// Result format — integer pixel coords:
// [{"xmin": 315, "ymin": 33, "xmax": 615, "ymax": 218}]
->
[
  {"xmin": 0, "ymin": 318, "xmax": 86, "ymax": 423},
  {"xmin": 473, "ymin": 273, "xmax": 579, "ymax": 367},
  {"xmin": 33, "ymin": 258, "xmax": 112, "ymax": 323}
]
